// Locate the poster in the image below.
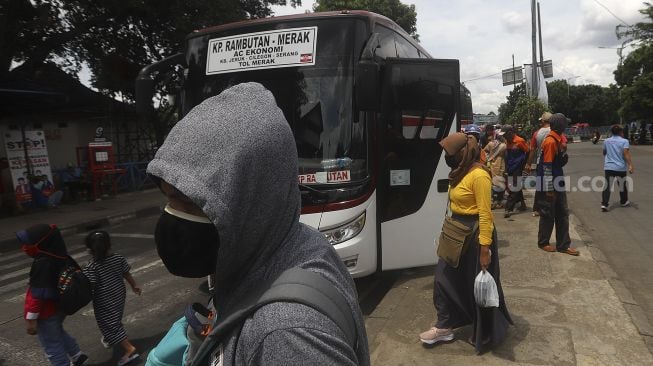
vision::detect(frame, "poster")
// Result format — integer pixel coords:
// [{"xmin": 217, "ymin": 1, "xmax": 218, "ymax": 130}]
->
[
  {"xmin": 3, "ymin": 130, "xmax": 54, "ymax": 205},
  {"xmin": 206, "ymin": 26, "xmax": 317, "ymax": 75}
]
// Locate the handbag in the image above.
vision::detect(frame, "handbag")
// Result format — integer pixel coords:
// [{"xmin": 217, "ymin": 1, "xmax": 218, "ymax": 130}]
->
[{"xmin": 436, "ymin": 193, "xmax": 478, "ymax": 268}]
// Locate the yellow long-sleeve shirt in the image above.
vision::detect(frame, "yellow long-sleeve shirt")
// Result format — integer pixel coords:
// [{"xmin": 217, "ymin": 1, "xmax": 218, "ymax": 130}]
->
[{"xmin": 449, "ymin": 167, "xmax": 494, "ymax": 245}]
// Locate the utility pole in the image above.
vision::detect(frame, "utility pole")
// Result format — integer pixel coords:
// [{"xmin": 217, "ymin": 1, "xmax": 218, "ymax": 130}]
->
[
  {"xmin": 531, "ymin": 0, "xmax": 538, "ymax": 97},
  {"xmin": 512, "ymin": 54, "xmax": 516, "ymax": 91},
  {"xmin": 537, "ymin": 2, "xmax": 544, "ymax": 69}
]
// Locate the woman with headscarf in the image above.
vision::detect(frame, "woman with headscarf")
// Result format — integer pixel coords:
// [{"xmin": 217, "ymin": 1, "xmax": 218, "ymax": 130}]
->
[{"xmin": 419, "ymin": 133, "xmax": 512, "ymax": 354}]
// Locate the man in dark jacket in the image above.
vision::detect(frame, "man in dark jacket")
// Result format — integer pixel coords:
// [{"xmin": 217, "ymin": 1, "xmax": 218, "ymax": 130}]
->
[
  {"xmin": 500, "ymin": 125, "xmax": 530, "ymax": 217},
  {"xmin": 146, "ymin": 82, "xmax": 369, "ymax": 365},
  {"xmin": 536, "ymin": 113, "xmax": 580, "ymax": 256}
]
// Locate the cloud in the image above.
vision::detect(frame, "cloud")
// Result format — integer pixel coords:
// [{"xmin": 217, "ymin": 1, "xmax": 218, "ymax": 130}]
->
[
  {"xmin": 501, "ymin": 11, "xmax": 529, "ymax": 34},
  {"xmin": 269, "ymin": 0, "xmax": 646, "ymax": 114}
]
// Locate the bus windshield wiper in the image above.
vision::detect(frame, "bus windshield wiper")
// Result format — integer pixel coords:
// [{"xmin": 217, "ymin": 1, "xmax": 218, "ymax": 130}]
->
[{"xmin": 299, "ymin": 184, "xmax": 328, "ymax": 203}]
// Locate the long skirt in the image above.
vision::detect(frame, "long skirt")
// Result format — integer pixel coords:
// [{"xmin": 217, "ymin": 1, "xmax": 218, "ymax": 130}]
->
[{"xmin": 433, "ymin": 214, "xmax": 513, "ymax": 354}]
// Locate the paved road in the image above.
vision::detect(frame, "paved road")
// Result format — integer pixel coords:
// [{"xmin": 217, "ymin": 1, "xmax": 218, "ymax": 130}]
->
[
  {"xmin": 0, "ymin": 214, "xmax": 393, "ymax": 365},
  {"xmin": 565, "ymin": 141, "xmax": 653, "ymax": 340},
  {"xmin": 0, "ymin": 215, "xmax": 208, "ymax": 366}
]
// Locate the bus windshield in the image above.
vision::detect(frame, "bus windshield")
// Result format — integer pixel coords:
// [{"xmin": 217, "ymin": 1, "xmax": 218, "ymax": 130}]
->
[{"xmin": 183, "ymin": 18, "xmax": 368, "ymax": 186}]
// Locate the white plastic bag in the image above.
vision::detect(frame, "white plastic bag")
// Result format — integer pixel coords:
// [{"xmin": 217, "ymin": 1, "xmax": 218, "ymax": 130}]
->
[{"xmin": 474, "ymin": 270, "xmax": 499, "ymax": 308}]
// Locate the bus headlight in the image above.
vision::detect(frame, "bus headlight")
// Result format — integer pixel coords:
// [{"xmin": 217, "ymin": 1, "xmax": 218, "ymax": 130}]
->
[{"xmin": 322, "ymin": 212, "xmax": 366, "ymax": 245}]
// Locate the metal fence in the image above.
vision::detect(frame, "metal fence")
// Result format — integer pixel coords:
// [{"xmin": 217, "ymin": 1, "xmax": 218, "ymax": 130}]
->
[
  {"xmin": 52, "ymin": 161, "xmax": 156, "ymax": 196},
  {"xmin": 115, "ymin": 161, "xmax": 157, "ymax": 192}
]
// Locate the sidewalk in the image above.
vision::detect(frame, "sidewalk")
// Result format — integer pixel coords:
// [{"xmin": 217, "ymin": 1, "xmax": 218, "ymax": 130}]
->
[
  {"xmin": 0, "ymin": 189, "xmax": 165, "ymax": 252},
  {"xmin": 3, "ymin": 187, "xmax": 652, "ymax": 364},
  {"xmin": 366, "ymin": 197, "xmax": 653, "ymax": 365}
]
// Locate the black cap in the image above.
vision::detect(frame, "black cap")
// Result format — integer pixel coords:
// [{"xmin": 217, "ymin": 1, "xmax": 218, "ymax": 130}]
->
[{"xmin": 550, "ymin": 113, "xmax": 568, "ymax": 133}]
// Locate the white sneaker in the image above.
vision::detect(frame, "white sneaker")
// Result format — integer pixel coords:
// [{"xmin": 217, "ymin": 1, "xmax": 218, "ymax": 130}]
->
[
  {"xmin": 419, "ymin": 327, "xmax": 454, "ymax": 344},
  {"xmin": 621, "ymin": 201, "xmax": 631, "ymax": 207},
  {"xmin": 601, "ymin": 205, "xmax": 608, "ymax": 212}
]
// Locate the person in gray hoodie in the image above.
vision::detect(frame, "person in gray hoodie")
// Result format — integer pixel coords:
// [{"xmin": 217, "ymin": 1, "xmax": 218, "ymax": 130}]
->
[{"xmin": 146, "ymin": 82, "xmax": 369, "ymax": 365}]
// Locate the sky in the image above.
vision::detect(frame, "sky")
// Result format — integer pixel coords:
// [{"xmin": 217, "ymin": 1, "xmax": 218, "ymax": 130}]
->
[{"xmin": 271, "ymin": 0, "xmax": 648, "ymax": 114}]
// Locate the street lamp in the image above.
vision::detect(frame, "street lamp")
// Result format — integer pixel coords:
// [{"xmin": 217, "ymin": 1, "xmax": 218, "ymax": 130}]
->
[
  {"xmin": 598, "ymin": 41, "xmax": 634, "ymax": 66},
  {"xmin": 566, "ymin": 76, "xmax": 580, "ymax": 97}
]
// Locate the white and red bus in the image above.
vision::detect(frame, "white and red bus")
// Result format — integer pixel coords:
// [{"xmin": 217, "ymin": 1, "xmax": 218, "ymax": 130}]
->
[{"xmin": 137, "ymin": 11, "xmax": 466, "ymax": 277}]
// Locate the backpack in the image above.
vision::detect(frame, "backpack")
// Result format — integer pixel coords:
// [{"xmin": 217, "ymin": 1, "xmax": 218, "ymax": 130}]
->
[
  {"xmin": 537, "ymin": 136, "xmax": 569, "ymax": 167},
  {"xmin": 147, "ymin": 268, "xmax": 358, "ymax": 366},
  {"xmin": 57, "ymin": 256, "xmax": 93, "ymax": 315}
]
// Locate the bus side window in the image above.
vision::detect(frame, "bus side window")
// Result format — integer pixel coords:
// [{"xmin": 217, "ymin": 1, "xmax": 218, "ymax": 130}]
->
[
  {"xmin": 394, "ymin": 35, "xmax": 420, "ymax": 58},
  {"xmin": 375, "ymin": 25, "xmax": 397, "ymax": 58}
]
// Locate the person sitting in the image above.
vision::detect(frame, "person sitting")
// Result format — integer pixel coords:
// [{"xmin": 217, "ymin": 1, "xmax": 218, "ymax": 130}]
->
[{"xmin": 61, "ymin": 163, "xmax": 88, "ymax": 201}]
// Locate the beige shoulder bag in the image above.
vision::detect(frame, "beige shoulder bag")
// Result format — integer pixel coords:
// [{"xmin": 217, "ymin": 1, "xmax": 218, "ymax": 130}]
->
[{"xmin": 436, "ymin": 192, "xmax": 478, "ymax": 268}]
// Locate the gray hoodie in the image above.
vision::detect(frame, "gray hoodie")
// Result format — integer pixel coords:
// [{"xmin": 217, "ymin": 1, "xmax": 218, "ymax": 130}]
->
[{"xmin": 147, "ymin": 82, "xmax": 369, "ymax": 365}]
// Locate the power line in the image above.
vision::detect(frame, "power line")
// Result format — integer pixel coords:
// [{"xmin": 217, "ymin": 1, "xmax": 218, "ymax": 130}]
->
[
  {"xmin": 462, "ymin": 72, "xmax": 502, "ymax": 83},
  {"xmin": 591, "ymin": 0, "xmax": 631, "ymax": 26}
]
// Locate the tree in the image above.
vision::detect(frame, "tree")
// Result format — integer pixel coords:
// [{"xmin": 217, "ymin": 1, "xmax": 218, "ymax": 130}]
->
[
  {"xmin": 313, "ymin": 0, "xmax": 418, "ymax": 38},
  {"xmin": 498, "ymin": 83, "xmax": 526, "ymax": 123},
  {"xmin": 546, "ymin": 79, "xmax": 572, "ymax": 116},
  {"xmin": 615, "ymin": 2, "xmax": 653, "ymax": 121},
  {"xmin": 546, "ymin": 80, "xmax": 620, "ymax": 125},
  {"xmin": 1, "ymin": 0, "xmax": 301, "ymax": 98},
  {"xmin": 618, "ymin": 2, "xmax": 653, "ymax": 43},
  {"xmin": 616, "ymin": 44, "xmax": 653, "ymax": 121},
  {"xmin": 508, "ymin": 94, "xmax": 547, "ymax": 128}
]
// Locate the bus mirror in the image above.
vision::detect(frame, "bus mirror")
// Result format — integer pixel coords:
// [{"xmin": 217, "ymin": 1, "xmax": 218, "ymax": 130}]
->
[
  {"xmin": 135, "ymin": 53, "xmax": 185, "ymax": 118},
  {"xmin": 356, "ymin": 62, "xmax": 380, "ymax": 111},
  {"xmin": 135, "ymin": 77, "xmax": 155, "ymax": 117}
]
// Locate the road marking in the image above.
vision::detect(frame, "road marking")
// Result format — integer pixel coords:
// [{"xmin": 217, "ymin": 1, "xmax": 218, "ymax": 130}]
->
[
  {"xmin": 132, "ymin": 259, "xmax": 163, "ymax": 273},
  {"xmin": 0, "ymin": 251, "xmax": 28, "ymax": 262},
  {"xmin": 0, "ymin": 250, "xmax": 160, "ymax": 301},
  {"xmin": 0, "ymin": 245, "xmax": 88, "ymax": 271},
  {"xmin": 0, "ymin": 250, "xmax": 91, "ymax": 282}
]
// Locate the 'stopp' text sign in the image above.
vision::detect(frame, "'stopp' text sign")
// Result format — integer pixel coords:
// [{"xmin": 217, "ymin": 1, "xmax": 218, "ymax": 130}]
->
[{"xmin": 206, "ymin": 27, "xmax": 317, "ymax": 75}]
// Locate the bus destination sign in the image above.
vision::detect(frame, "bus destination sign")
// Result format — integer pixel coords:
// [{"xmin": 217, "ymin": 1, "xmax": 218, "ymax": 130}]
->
[{"xmin": 206, "ymin": 26, "xmax": 317, "ymax": 75}]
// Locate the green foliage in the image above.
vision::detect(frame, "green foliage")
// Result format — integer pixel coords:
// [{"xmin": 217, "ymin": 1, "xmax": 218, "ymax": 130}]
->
[
  {"xmin": 620, "ymin": 70, "xmax": 653, "ymax": 120},
  {"xmin": 546, "ymin": 80, "xmax": 620, "ymax": 125},
  {"xmin": 314, "ymin": 0, "xmax": 418, "ymax": 37},
  {"xmin": 618, "ymin": 2, "xmax": 653, "ymax": 44},
  {"xmin": 2, "ymin": 0, "xmax": 301, "ymax": 98},
  {"xmin": 507, "ymin": 94, "xmax": 547, "ymax": 128},
  {"xmin": 497, "ymin": 83, "xmax": 526, "ymax": 123},
  {"xmin": 614, "ymin": 2, "xmax": 653, "ymax": 121}
]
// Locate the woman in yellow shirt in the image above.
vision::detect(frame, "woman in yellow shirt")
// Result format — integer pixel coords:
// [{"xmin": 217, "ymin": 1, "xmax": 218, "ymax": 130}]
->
[{"xmin": 419, "ymin": 133, "xmax": 512, "ymax": 353}]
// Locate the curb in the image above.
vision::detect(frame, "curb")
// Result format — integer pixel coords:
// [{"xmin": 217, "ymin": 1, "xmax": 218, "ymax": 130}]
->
[{"xmin": 0, "ymin": 205, "xmax": 162, "ymax": 252}]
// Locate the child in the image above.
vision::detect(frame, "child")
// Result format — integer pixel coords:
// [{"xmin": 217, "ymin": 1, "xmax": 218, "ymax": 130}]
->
[
  {"xmin": 18, "ymin": 224, "xmax": 88, "ymax": 366},
  {"xmin": 83, "ymin": 230, "xmax": 142, "ymax": 366}
]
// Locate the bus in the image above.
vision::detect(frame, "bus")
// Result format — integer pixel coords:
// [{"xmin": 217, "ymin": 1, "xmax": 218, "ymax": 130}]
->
[
  {"xmin": 136, "ymin": 11, "xmax": 463, "ymax": 277},
  {"xmin": 459, "ymin": 84, "xmax": 474, "ymax": 126}
]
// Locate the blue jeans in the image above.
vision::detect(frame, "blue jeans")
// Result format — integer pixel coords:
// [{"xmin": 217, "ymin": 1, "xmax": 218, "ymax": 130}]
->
[{"xmin": 37, "ymin": 313, "xmax": 81, "ymax": 366}]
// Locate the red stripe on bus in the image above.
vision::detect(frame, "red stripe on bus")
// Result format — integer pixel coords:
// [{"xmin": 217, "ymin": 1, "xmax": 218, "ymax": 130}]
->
[
  {"xmin": 301, "ymin": 187, "xmax": 374, "ymax": 214},
  {"xmin": 401, "ymin": 116, "xmax": 443, "ymax": 127}
]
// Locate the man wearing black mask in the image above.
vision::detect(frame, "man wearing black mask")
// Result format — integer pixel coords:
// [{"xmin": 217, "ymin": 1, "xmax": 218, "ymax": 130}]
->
[
  {"xmin": 536, "ymin": 113, "xmax": 579, "ymax": 256},
  {"xmin": 146, "ymin": 82, "xmax": 369, "ymax": 365}
]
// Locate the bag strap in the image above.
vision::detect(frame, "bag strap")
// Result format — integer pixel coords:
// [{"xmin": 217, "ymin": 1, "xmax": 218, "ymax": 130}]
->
[{"xmin": 190, "ymin": 267, "xmax": 357, "ymax": 366}]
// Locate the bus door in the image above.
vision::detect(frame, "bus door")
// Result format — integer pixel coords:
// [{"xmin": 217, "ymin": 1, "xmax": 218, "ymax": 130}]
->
[{"xmin": 377, "ymin": 58, "xmax": 459, "ymax": 271}]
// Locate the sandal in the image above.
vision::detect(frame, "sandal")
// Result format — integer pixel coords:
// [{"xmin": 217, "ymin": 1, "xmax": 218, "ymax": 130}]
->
[{"xmin": 117, "ymin": 353, "xmax": 140, "ymax": 366}]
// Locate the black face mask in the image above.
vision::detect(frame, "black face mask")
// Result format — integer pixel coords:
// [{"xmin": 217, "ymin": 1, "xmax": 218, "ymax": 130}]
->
[
  {"xmin": 445, "ymin": 154, "xmax": 461, "ymax": 169},
  {"xmin": 154, "ymin": 206, "xmax": 219, "ymax": 278}
]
